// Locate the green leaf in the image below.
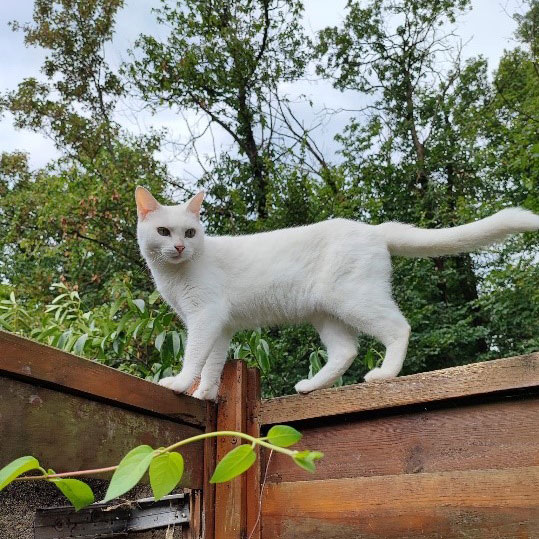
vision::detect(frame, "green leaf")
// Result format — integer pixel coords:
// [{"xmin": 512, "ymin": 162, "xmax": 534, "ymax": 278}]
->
[
  {"xmin": 171, "ymin": 331, "xmax": 182, "ymax": 358},
  {"xmin": 155, "ymin": 331, "xmax": 166, "ymax": 352},
  {"xmin": 249, "ymin": 331, "xmax": 258, "ymax": 353},
  {"xmin": 103, "ymin": 445, "xmax": 154, "ymax": 503},
  {"xmin": 109, "ymin": 299, "xmax": 122, "ymax": 319},
  {"xmin": 148, "ymin": 290, "xmax": 161, "ymax": 305},
  {"xmin": 260, "ymin": 339, "xmax": 270, "ymax": 358},
  {"xmin": 256, "ymin": 343, "xmax": 270, "ymax": 372},
  {"xmin": 210, "ymin": 445, "xmax": 256, "ymax": 484},
  {"xmin": 0, "ymin": 456, "xmax": 41, "ymax": 490},
  {"xmin": 57, "ymin": 330, "xmax": 72, "ymax": 349},
  {"xmin": 133, "ymin": 299, "xmax": 145, "ymax": 313},
  {"xmin": 48, "ymin": 474, "xmax": 95, "ymax": 511},
  {"xmin": 267, "ymin": 425, "xmax": 302, "ymax": 448},
  {"xmin": 132, "ymin": 320, "xmax": 147, "ymax": 340},
  {"xmin": 309, "ymin": 352, "xmax": 322, "ymax": 374},
  {"xmin": 149, "ymin": 452, "xmax": 184, "ymax": 501},
  {"xmin": 292, "ymin": 450, "xmax": 324, "ymax": 473},
  {"xmin": 73, "ymin": 333, "xmax": 88, "ymax": 356}
]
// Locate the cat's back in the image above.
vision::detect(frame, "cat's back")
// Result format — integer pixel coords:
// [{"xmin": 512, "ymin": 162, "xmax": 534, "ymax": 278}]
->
[
  {"xmin": 212, "ymin": 217, "xmax": 377, "ymax": 246},
  {"xmin": 206, "ymin": 218, "xmax": 383, "ymax": 268}
]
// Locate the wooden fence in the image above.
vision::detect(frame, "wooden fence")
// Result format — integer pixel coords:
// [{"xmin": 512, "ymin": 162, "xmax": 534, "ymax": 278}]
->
[{"xmin": 1, "ymin": 330, "xmax": 538, "ymax": 538}]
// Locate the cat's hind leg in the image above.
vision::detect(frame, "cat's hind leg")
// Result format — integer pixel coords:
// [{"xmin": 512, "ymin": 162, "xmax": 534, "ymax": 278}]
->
[
  {"xmin": 192, "ymin": 332, "xmax": 232, "ymax": 401},
  {"xmin": 361, "ymin": 302, "xmax": 411, "ymax": 382},
  {"xmin": 295, "ymin": 316, "xmax": 358, "ymax": 394}
]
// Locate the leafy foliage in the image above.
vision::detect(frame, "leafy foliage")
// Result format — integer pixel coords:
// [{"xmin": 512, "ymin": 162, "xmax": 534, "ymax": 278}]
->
[
  {"xmin": 0, "ymin": 425, "xmax": 319, "ymax": 509},
  {"xmin": 1, "ymin": 0, "xmax": 538, "ymax": 397},
  {"xmin": 0, "ymin": 280, "xmax": 187, "ymax": 381}
]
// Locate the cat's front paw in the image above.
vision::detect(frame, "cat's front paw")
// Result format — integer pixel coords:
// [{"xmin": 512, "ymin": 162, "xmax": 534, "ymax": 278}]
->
[
  {"xmin": 364, "ymin": 367, "xmax": 397, "ymax": 382},
  {"xmin": 158, "ymin": 374, "xmax": 194, "ymax": 393},
  {"xmin": 192, "ymin": 386, "xmax": 219, "ymax": 401},
  {"xmin": 295, "ymin": 379, "xmax": 316, "ymax": 394}
]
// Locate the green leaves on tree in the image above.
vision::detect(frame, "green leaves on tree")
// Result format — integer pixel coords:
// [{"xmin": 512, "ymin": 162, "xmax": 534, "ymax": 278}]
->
[
  {"xmin": 210, "ymin": 445, "xmax": 257, "ymax": 484},
  {"xmin": 149, "ymin": 452, "xmax": 184, "ymax": 501},
  {"xmin": 267, "ymin": 425, "xmax": 302, "ymax": 447},
  {"xmin": 103, "ymin": 445, "xmax": 155, "ymax": 503}
]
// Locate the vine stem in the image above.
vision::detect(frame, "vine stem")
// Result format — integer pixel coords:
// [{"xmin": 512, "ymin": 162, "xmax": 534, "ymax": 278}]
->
[{"xmin": 14, "ymin": 431, "xmax": 297, "ymax": 481}]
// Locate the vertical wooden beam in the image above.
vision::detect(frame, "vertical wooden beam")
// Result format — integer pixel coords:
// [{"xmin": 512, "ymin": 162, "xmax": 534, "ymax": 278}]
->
[
  {"xmin": 202, "ymin": 401, "xmax": 218, "ymax": 539},
  {"xmin": 245, "ymin": 368, "xmax": 262, "ymax": 539},
  {"xmin": 215, "ymin": 361, "xmax": 248, "ymax": 539},
  {"xmin": 185, "ymin": 489, "xmax": 202, "ymax": 539}
]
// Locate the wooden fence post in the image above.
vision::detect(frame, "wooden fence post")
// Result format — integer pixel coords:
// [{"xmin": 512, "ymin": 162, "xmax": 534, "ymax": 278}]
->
[
  {"xmin": 202, "ymin": 401, "xmax": 217, "ymax": 539},
  {"xmin": 214, "ymin": 361, "xmax": 249, "ymax": 539},
  {"xmin": 245, "ymin": 368, "xmax": 261, "ymax": 539}
]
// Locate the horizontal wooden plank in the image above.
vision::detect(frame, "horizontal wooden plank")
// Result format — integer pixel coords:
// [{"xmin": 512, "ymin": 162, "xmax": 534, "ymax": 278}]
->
[
  {"xmin": 0, "ymin": 377, "xmax": 204, "ymax": 488},
  {"xmin": 259, "ymin": 352, "xmax": 539, "ymax": 425},
  {"xmin": 262, "ymin": 466, "xmax": 539, "ymax": 538},
  {"xmin": 0, "ymin": 330, "xmax": 207, "ymax": 428},
  {"xmin": 262, "ymin": 397, "xmax": 539, "ymax": 483}
]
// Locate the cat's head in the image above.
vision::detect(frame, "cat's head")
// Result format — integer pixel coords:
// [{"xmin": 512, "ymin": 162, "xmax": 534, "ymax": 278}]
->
[{"xmin": 135, "ymin": 187, "xmax": 205, "ymax": 266}]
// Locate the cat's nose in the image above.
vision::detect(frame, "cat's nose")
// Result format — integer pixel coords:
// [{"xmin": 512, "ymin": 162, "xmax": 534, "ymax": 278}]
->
[{"xmin": 174, "ymin": 244, "xmax": 185, "ymax": 254}]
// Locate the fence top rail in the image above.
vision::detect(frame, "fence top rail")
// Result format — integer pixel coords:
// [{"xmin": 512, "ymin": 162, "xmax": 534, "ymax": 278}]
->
[
  {"xmin": 259, "ymin": 352, "xmax": 539, "ymax": 426},
  {"xmin": 0, "ymin": 330, "xmax": 207, "ymax": 428}
]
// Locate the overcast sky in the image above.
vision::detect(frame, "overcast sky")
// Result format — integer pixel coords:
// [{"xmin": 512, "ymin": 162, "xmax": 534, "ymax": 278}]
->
[{"xmin": 0, "ymin": 0, "xmax": 522, "ymax": 181}]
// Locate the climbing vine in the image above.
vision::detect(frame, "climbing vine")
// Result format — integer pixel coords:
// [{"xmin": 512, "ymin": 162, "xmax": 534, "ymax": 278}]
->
[{"xmin": 0, "ymin": 426, "xmax": 322, "ymax": 510}]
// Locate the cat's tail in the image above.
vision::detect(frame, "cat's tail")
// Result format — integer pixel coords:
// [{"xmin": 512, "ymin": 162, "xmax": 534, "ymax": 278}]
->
[{"xmin": 378, "ymin": 208, "xmax": 539, "ymax": 257}]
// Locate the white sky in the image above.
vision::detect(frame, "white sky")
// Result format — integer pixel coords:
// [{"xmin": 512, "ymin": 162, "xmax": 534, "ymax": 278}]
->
[{"xmin": 0, "ymin": 0, "xmax": 522, "ymax": 181}]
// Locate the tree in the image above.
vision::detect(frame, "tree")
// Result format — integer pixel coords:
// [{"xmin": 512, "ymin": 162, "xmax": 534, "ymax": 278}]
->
[
  {"xmin": 1, "ymin": 0, "xmax": 168, "ymax": 303},
  {"xmin": 128, "ymin": 0, "xmax": 333, "ymax": 229},
  {"xmin": 315, "ymin": 0, "xmax": 537, "ymax": 374},
  {"xmin": 1, "ymin": 0, "xmax": 537, "ymax": 396},
  {"xmin": 475, "ymin": 0, "xmax": 539, "ymax": 357}
]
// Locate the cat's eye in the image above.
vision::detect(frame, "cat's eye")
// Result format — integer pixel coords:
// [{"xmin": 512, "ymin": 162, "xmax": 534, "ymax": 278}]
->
[
  {"xmin": 157, "ymin": 227, "xmax": 171, "ymax": 236},
  {"xmin": 185, "ymin": 228, "xmax": 196, "ymax": 238}
]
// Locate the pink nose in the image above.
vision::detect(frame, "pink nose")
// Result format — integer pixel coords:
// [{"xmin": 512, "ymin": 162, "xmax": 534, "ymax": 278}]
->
[{"xmin": 174, "ymin": 244, "xmax": 185, "ymax": 254}]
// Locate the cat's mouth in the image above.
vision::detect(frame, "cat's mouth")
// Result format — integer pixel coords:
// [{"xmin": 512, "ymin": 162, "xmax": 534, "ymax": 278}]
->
[{"xmin": 167, "ymin": 252, "xmax": 184, "ymax": 263}]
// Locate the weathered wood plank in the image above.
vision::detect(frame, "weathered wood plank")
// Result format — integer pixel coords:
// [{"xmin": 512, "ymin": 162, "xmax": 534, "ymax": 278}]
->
[
  {"xmin": 259, "ymin": 352, "xmax": 539, "ymax": 425},
  {"xmin": 261, "ymin": 466, "xmax": 539, "ymax": 538},
  {"xmin": 214, "ymin": 361, "xmax": 248, "ymax": 539},
  {"xmin": 262, "ymin": 397, "xmax": 539, "ymax": 483},
  {"xmin": 0, "ymin": 330, "xmax": 207, "ymax": 427},
  {"xmin": 0, "ymin": 377, "xmax": 204, "ymax": 488},
  {"xmin": 245, "ymin": 367, "xmax": 262, "ymax": 539},
  {"xmin": 203, "ymin": 401, "xmax": 217, "ymax": 539}
]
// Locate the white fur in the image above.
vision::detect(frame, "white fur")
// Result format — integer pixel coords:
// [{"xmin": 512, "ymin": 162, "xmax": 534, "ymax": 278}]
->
[{"xmin": 136, "ymin": 193, "xmax": 539, "ymax": 400}]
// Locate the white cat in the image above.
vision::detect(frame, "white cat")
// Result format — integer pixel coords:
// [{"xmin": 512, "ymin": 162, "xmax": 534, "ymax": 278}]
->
[{"xmin": 135, "ymin": 186, "xmax": 539, "ymax": 400}]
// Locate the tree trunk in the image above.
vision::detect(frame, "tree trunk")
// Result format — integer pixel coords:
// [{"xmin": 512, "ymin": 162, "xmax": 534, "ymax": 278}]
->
[{"xmin": 237, "ymin": 86, "xmax": 268, "ymax": 219}]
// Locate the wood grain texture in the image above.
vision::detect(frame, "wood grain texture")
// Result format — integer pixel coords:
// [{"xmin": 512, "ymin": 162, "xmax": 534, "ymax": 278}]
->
[
  {"xmin": 0, "ymin": 330, "xmax": 207, "ymax": 427},
  {"xmin": 214, "ymin": 361, "xmax": 248, "ymax": 539},
  {"xmin": 186, "ymin": 489, "xmax": 202, "ymax": 539},
  {"xmin": 245, "ymin": 367, "xmax": 262, "ymax": 539},
  {"xmin": 261, "ymin": 466, "xmax": 539, "ymax": 538},
  {"xmin": 262, "ymin": 397, "xmax": 539, "ymax": 483},
  {"xmin": 259, "ymin": 352, "xmax": 539, "ymax": 425},
  {"xmin": 203, "ymin": 401, "xmax": 217, "ymax": 539},
  {"xmin": 0, "ymin": 377, "xmax": 204, "ymax": 488}
]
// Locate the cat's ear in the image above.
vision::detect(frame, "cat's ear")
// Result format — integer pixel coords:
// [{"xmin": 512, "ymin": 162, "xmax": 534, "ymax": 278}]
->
[
  {"xmin": 187, "ymin": 191, "xmax": 205, "ymax": 218},
  {"xmin": 135, "ymin": 186, "xmax": 160, "ymax": 219}
]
